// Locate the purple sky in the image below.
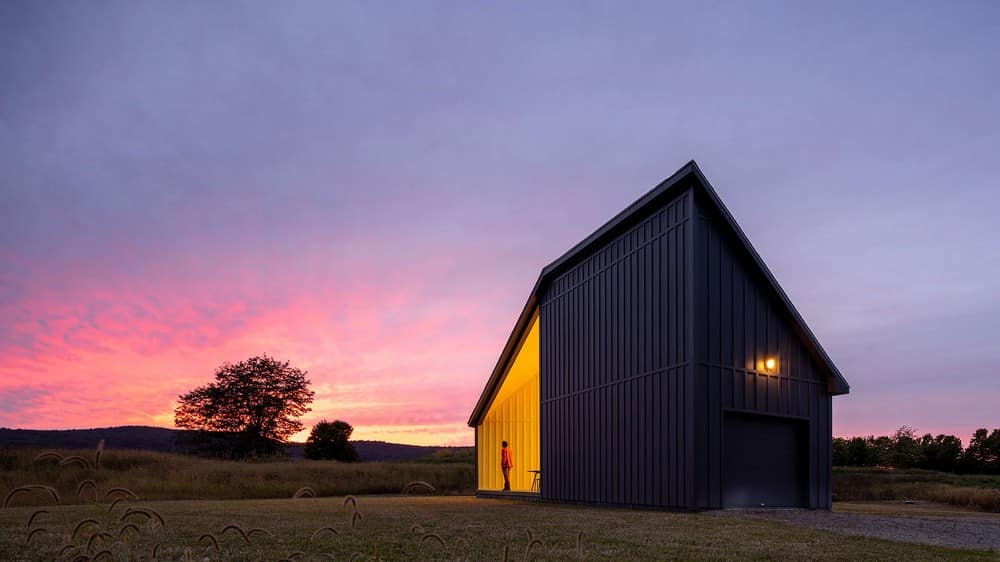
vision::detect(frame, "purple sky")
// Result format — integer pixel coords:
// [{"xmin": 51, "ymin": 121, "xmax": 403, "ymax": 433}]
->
[{"xmin": 1, "ymin": 1, "xmax": 998, "ymax": 445}]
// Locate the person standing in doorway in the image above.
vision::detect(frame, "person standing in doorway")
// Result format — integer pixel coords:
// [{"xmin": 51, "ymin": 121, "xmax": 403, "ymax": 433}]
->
[{"xmin": 500, "ymin": 440, "xmax": 513, "ymax": 491}]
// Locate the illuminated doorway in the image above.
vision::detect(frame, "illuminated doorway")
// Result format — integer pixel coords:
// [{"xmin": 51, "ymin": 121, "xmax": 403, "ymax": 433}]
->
[{"xmin": 475, "ymin": 313, "xmax": 540, "ymax": 492}]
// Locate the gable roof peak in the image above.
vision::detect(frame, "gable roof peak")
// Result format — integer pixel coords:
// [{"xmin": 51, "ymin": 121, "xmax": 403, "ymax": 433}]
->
[{"xmin": 468, "ymin": 160, "xmax": 849, "ymax": 427}]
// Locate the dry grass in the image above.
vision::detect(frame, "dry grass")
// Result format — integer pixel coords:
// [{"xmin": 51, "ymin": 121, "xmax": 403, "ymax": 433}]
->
[
  {"xmin": 198, "ymin": 532, "xmax": 220, "ymax": 550},
  {"xmin": 0, "ymin": 448, "xmax": 473, "ymax": 507},
  {"xmin": 221, "ymin": 523, "xmax": 251, "ymax": 543},
  {"xmin": 105, "ymin": 487, "xmax": 139, "ymax": 500},
  {"xmin": 60, "ymin": 455, "xmax": 91, "ymax": 469},
  {"xmin": 76, "ymin": 479, "xmax": 97, "ymax": 501},
  {"xmin": 834, "ymin": 468, "xmax": 1000, "ymax": 513},
  {"xmin": 121, "ymin": 506, "xmax": 166, "ymax": 527},
  {"xmin": 0, "ymin": 496, "xmax": 995, "ymax": 561},
  {"xmin": 4, "ymin": 485, "xmax": 60, "ymax": 509},
  {"xmin": 836, "ymin": 501, "xmax": 1000, "ymax": 519},
  {"xmin": 344, "ymin": 494, "xmax": 358, "ymax": 510},
  {"xmin": 25, "ymin": 509, "xmax": 47, "ymax": 530},
  {"xmin": 421, "ymin": 532, "xmax": 446, "ymax": 548},
  {"xmin": 401, "ymin": 480, "xmax": 436, "ymax": 495},
  {"xmin": 311, "ymin": 526, "xmax": 337, "ymax": 540},
  {"xmin": 3, "ymin": 448, "xmax": 997, "ymax": 559}
]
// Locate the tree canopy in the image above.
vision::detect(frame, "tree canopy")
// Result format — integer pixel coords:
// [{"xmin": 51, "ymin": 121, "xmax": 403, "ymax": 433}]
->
[
  {"xmin": 174, "ymin": 355, "xmax": 315, "ymax": 457},
  {"xmin": 833, "ymin": 426, "xmax": 1000, "ymax": 474},
  {"xmin": 304, "ymin": 419, "xmax": 360, "ymax": 462}
]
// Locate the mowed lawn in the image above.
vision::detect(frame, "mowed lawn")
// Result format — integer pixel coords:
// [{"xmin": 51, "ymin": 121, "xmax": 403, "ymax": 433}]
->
[{"xmin": 2, "ymin": 496, "xmax": 997, "ymax": 561}]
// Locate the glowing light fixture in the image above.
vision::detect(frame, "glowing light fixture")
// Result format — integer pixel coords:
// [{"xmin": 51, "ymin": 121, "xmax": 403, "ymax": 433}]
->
[{"xmin": 764, "ymin": 357, "xmax": 776, "ymax": 371}]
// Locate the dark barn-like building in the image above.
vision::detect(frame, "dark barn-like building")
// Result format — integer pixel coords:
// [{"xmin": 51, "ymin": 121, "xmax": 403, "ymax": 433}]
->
[{"xmin": 468, "ymin": 161, "xmax": 850, "ymax": 509}]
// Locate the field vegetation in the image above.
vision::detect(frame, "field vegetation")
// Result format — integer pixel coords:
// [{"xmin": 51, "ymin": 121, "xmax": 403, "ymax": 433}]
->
[
  {"xmin": 833, "ymin": 467, "xmax": 1000, "ymax": 513},
  {"xmin": 5, "ymin": 448, "xmax": 997, "ymax": 515},
  {"xmin": 0, "ymin": 448, "xmax": 474, "ymax": 506},
  {"xmin": 2, "ymin": 495, "xmax": 996, "ymax": 561},
  {"xmin": 2, "ymin": 447, "xmax": 999, "ymax": 560}
]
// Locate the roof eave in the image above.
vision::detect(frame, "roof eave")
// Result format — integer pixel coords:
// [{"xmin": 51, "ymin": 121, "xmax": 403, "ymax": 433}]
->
[{"xmin": 466, "ymin": 278, "xmax": 542, "ymax": 427}]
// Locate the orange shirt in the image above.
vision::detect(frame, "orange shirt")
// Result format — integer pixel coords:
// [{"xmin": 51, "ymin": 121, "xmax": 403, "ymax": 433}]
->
[{"xmin": 501, "ymin": 447, "xmax": 514, "ymax": 468}]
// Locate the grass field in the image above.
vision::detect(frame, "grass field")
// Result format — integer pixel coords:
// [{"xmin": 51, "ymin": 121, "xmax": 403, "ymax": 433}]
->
[
  {"xmin": 3, "ymin": 495, "xmax": 998, "ymax": 561},
  {"xmin": 835, "ymin": 500, "xmax": 1000, "ymax": 519},
  {"xmin": 3, "ymin": 448, "xmax": 999, "ymax": 560},
  {"xmin": 0, "ymin": 448, "xmax": 474, "ymax": 506},
  {"xmin": 833, "ymin": 467, "xmax": 1000, "ymax": 513}
]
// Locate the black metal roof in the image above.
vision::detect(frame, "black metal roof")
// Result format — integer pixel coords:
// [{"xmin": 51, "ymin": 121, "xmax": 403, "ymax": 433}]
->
[{"xmin": 468, "ymin": 160, "xmax": 850, "ymax": 427}]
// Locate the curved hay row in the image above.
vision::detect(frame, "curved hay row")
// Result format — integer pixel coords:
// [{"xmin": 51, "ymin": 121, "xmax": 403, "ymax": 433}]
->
[
  {"xmin": 4, "ymin": 485, "xmax": 61, "ymax": 509},
  {"xmin": 221, "ymin": 523, "xmax": 251, "ymax": 544},
  {"xmin": 72, "ymin": 518, "xmax": 100, "ymax": 541},
  {"xmin": 121, "ymin": 507, "xmax": 165, "ymax": 527},
  {"xmin": 32, "ymin": 451, "xmax": 63, "ymax": 464},
  {"xmin": 105, "ymin": 487, "xmax": 138, "ymax": 500},
  {"xmin": 247, "ymin": 527, "xmax": 274, "ymax": 538},
  {"xmin": 26, "ymin": 509, "xmax": 49, "ymax": 530},
  {"xmin": 198, "ymin": 533, "xmax": 220, "ymax": 551},
  {"xmin": 401, "ymin": 480, "xmax": 437, "ymax": 495},
  {"xmin": 76, "ymin": 480, "xmax": 97, "ymax": 499},
  {"xmin": 118, "ymin": 523, "xmax": 141, "ymax": 540},
  {"xmin": 25, "ymin": 527, "xmax": 50, "ymax": 545},
  {"xmin": 422, "ymin": 533, "xmax": 447, "ymax": 549},
  {"xmin": 60, "ymin": 456, "xmax": 91, "ymax": 469}
]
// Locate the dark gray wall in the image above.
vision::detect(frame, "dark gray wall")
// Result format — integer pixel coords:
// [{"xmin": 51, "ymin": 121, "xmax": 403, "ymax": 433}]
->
[
  {"xmin": 692, "ymin": 194, "xmax": 833, "ymax": 508},
  {"xmin": 539, "ymin": 187, "xmax": 693, "ymax": 507},
  {"xmin": 537, "ymin": 184, "xmax": 834, "ymax": 509}
]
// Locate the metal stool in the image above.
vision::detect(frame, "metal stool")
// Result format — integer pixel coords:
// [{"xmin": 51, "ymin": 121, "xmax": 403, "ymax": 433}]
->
[{"xmin": 529, "ymin": 470, "xmax": 541, "ymax": 492}]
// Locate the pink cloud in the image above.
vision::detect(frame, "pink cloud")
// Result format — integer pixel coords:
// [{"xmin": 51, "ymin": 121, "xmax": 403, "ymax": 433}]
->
[{"xmin": 0, "ymin": 240, "xmax": 515, "ymax": 446}]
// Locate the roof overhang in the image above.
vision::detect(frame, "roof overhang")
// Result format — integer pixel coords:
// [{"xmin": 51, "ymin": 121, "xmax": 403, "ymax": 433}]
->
[
  {"xmin": 466, "ymin": 290, "xmax": 540, "ymax": 427},
  {"xmin": 468, "ymin": 160, "xmax": 849, "ymax": 427}
]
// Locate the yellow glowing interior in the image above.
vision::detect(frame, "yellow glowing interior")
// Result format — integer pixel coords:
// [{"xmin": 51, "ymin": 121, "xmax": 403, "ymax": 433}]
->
[{"xmin": 476, "ymin": 313, "xmax": 540, "ymax": 492}]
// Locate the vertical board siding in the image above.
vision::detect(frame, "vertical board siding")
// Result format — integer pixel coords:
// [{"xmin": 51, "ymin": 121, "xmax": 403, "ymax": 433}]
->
[
  {"xmin": 540, "ymin": 189, "xmax": 691, "ymax": 508},
  {"xmin": 693, "ymin": 195, "xmax": 834, "ymax": 509},
  {"xmin": 530, "ymin": 184, "xmax": 835, "ymax": 510}
]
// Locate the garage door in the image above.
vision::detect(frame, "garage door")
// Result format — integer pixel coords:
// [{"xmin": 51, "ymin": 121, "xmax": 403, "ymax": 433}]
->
[{"xmin": 723, "ymin": 413, "xmax": 807, "ymax": 508}]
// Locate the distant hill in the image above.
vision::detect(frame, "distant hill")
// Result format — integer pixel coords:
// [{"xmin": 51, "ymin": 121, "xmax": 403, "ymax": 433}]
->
[
  {"xmin": 0, "ymin": 426, "xmax": 179, "ymax": 452},
  {"xmin": 284, "ymin": 440, "xmax": 459, "ymax": 462},
  {"xmin": 0, "ymin": 426, "xmax": 471, "ymax": 462}
]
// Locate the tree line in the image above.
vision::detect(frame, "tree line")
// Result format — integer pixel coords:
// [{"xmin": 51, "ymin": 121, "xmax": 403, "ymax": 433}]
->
[{"xmin": 833, "ymin": 426, "xmax": 1000, "ymax": 474}]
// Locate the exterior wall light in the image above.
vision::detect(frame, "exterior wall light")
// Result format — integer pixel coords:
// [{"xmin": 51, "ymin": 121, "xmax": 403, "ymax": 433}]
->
[{"xmin": 764, "ymin": 358, "xmax": 776, "ymax": 372}]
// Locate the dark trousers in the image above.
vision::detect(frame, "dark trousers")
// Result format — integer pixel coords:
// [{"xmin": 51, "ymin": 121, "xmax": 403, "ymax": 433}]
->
[{"xmin": 501, "ymin": 466, "xmax": 511, "ymax": 490}]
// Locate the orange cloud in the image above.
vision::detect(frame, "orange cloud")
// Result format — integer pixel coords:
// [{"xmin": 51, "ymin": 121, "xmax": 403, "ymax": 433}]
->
[{"xmin": 0, "ymin": 249, "xmax": 511, "ymax": 446}]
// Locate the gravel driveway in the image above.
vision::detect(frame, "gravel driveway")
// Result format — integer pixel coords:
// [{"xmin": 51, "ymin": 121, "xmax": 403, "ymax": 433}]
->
[{"xmin": 712, "ymin": 508, "xmax": 1000, "ymax": 551}]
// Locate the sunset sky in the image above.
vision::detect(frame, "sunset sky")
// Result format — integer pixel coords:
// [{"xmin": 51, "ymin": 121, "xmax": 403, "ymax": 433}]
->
[{"xmin": 1, "ymin": 2, "xmax": 998, "ymax": 446}]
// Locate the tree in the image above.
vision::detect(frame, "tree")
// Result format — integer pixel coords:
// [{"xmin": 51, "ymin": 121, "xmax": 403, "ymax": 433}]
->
[
  {"xmin": 846, "ymin": 436, "xmax": 877, "ymax": 466},
  {"xmin": 891, "ymin": 426, "xmax": 921, "ymax": 468},
  {"xmin": 832, "ymin": 437, "xmax": 850, "ymax": 466},
  {"xmin": 962, "ymin": 428, "xmax": 1000, "ymax": 474},
  {"xmin": 919, "ymin": 433, "xmax": 963, "ymax": 472},
  {"xmin": 304, "ymin": 420, "xmax": 360, "ymax": 462},
  {"xmin": 868, "ymin": 435, "xmax": 894, "ymax": 467},
  {"xmin": 174, "ymin": 355, "xmax": 315, "ymax": 458}
]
